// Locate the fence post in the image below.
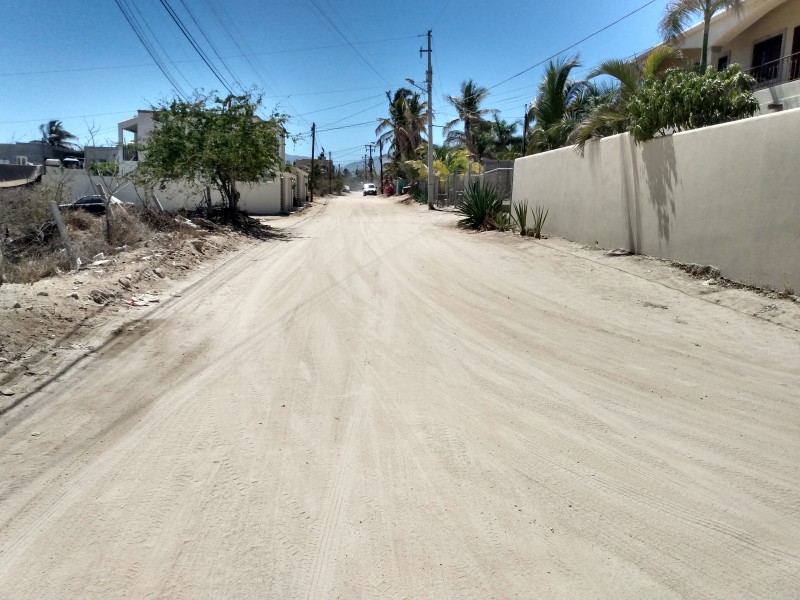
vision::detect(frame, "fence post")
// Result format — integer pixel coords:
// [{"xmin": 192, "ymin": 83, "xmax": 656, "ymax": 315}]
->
[
  {"xmin": 95, "ymin": 183, "xmax": 114, "ymax": 244},
  {"xmin": 49, "ymin": 201, "xmax": 78, "ymax": 270}
]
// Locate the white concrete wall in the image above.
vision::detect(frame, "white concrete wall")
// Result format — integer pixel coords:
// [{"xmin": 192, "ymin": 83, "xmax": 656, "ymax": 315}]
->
[
  {"xmin": 41, "ymin": 169, "xmax": 287, "ymax": 215},
  {"xmin": 512, "ymin": 108, "xmax": 800, "ymax": 292}
]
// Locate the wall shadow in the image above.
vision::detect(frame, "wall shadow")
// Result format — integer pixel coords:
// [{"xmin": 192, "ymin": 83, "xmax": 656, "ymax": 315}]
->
[
  {"xmin": 640, "ymin": 135, "xmax": 678, "ymax": 243},
  {"xmin": 618, "ymin": 135, "xmax": 642, "ymax": 254}
]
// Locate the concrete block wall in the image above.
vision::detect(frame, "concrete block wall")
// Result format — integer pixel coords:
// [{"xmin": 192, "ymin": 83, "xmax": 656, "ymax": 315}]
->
[{"xmin": 512, "ymin": 108, "xmax": 800, "ymax": 292}]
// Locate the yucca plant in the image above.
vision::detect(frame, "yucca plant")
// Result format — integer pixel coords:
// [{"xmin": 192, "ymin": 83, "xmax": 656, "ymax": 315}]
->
[
  {"xmin": 513, "ymin": 199, "xmax": 530, "ymax": 236},
  {"xmin": 531, "ymin": 205, "xmax": 549, "ymax": 239},
  {"xmin": 456, "ymin": 181, "xmax": 503, "ymax": 230}
]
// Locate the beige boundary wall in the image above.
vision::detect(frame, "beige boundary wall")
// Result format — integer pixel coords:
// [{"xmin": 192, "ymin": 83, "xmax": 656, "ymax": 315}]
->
[
  {"xmin": 512, "ymin": 108, "xmax": 800, "ymax": 292},
  {"xmin": 42, "ymin": 169, "xmax": 299, "ymax": 215}
]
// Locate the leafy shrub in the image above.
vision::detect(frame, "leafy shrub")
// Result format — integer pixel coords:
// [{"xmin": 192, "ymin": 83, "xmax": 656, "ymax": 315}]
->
[
  {"xmin": 409, "ymin": 184, "xmax": 427, "ymax": 204},
  {"xmin": 456, "ymin": 181, "xmax": 504, "ymax": 231},
  {"xmin": 90, "ymin": 161, "xmax": 119, "ymax": 176},
  {"xmin": 628, "ymin": 65, "xmax": 759, "ymax": 142}
]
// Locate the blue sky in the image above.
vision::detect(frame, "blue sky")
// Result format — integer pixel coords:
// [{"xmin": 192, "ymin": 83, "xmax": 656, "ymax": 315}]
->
[{"xmin": 0, "ymin": 0, "xmax": 667, "ymax": 167}]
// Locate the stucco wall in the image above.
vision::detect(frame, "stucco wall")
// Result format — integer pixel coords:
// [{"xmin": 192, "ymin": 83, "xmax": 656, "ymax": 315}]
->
[
  {"xmin": 512, "ymin": 108, "xmax": 800, "ymax": 291},
  {"xmin": 41, "ymin": 169, "xmax": 287, "ymax": 215}
]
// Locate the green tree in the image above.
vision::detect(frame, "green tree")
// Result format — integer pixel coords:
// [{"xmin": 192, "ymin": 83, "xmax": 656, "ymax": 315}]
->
[
  {"xmin": 404, "ymin": 144, "xmax": 474, "ymax": 180},
  {"xmin": 136, "ymin": 92, "xmax": 285, "ymax": 221},
  {"xmin": 627, "ymin": 64, "xmax": 759, "ymax": 142},
  {"xmin": 376, "ymin": 88, "xmax": 427, "ymax": 165},
  {"xmin": 444, "ymin": 79, "xmax": 497, "ymax": 157},
  {"xmin": 39, "ymin": 120, "xmax": 78, "ymax": 149},
  {"xmin": 489, "ymin": 116, "xmax": 522, "ymax": 159},
  {"xmin": 659, "ymin": 0, "xmax": 742, "ymax": 71},
  {"xmin": 527, "ymin": 56, "xmax": 591, "ymax": 153},
  {"xmin": 570, "ymin": 46, "xmax": 682, "ymax": 153}
]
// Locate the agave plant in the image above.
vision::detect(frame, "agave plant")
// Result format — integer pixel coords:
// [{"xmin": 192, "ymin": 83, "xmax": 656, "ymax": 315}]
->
[
  {"xmin": 531, "ymin": 205, "xmax": 549, "ymax": 239},
  {"xmin": 512, "ymin": 199, "xmax": 530, "ymax": 236},
  {"xmin": 456, "ymin": 181, "xmax": 503, "ymax": 231}
]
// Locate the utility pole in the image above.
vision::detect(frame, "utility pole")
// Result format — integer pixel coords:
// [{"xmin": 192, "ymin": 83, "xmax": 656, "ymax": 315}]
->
[
  {"xmin": 422, "ymin": 30, "xmax": 434, "ymax": 209},
  {"xmin": 522, "ymin": 104, "xmax": 529, "ymax": 157},
  {"xmin": 328, "ymin": 151, "xmax": 333, "ymax": 193},
  {"xmin": 365, "ymin": 143, "xmax": 375, "ymax": 183},
  {"xmin": 310, "ymin": 123, "xmax": 316, "ymax": 203},
  {"xmin": 364, "ymin": 154, "xmax": 368, "ymax": 180},
  {"xmin": 378, "ymin": 138, "xmax": 384, "ymax": 193}
]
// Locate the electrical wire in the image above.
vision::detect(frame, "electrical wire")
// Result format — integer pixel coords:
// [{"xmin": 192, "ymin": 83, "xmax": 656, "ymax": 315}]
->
[
  {"xmin": 158, "ymin": 0, "xmax": 235, "ymax": 94},
  {"xmin": 307, "ymin": 0, "xmax": 390, "ymax": 85},
  {"xmin": 113, "ymin": 0, "xmax": 187, "ymax": 98},
  {"xmin": 176, "ymin": 0, "xmax": 244, "ymax": 91},
  {"xmin": 487, "ymin": 0, "xmax": 658, "ymax": 91},
  {"xmin": 296, "ymin": 94, "xmax": 386, "ymax": 117}
]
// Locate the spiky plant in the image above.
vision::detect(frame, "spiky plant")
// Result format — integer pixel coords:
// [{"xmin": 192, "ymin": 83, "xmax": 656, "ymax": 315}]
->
[
  {"xmin": 456, "ymin": 181, "xmax": 503, "ymax": 231},
  {"xmin": 513, "ymin": 199, "xmax": 531, "ymax": 236},
  {"xmin": 531, "ymin": 206, "xmax": 549, "ymax": 239}
]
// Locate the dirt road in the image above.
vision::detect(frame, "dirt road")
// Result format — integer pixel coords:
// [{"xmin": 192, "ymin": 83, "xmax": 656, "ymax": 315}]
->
[{"xmin": 1, "ymin": 195, "xmax": 798, "ymax": 599}]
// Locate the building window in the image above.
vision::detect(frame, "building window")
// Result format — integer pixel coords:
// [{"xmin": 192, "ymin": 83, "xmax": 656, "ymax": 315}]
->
[
  {"xmin": 751, "ymin": 34, "xmax": 783, "ymax": 83},
  {"xmin": 717, "ymin": 54, "xmax": 729, "ymax": 70}
]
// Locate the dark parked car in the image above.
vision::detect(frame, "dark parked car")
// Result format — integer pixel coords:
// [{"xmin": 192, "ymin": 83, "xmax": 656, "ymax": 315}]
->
[{"xmin": 59, "ymin": 195, "xmax": 130, "ymax": 215}]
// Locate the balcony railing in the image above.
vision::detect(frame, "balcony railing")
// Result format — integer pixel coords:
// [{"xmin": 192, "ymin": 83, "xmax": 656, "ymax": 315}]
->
[
  {"xmin": 122, "ymin": 146, "xmax": 139, "ymax": 161},
  {"xmin": 745, "ymin": 52, "xmax": 800, "ymax": 89}
]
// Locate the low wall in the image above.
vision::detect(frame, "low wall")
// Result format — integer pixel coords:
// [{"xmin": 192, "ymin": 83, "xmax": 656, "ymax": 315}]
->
[
  {"xmin": 41, "ymin": 170, "xmax": 290, "ymax": 215},
  {"xmin": 512, "ymin": 108, "xmax": 800, "ymax": 291}
]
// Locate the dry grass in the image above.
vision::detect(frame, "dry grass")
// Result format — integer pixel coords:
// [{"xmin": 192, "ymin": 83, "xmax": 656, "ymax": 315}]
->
[{"xmin": 1, "ymin": 190, "xmax": 195, "ymax": 284}]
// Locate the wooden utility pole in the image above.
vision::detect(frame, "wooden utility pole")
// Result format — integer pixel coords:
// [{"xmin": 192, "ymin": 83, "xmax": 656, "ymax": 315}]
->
[
  {"xmin": 378, "ymin": 138, "xmax": 384, "ymax": 192},
  {"xmin": 365, "ymin": 143, "xmax": 375, "ymax": 183},
  {"xmin": 310, "ymin": 123, "xmax": 316, "ymax": 202},
  {"xmin": 422, "ymin": 30, "xmax": 434, "ymax": 209},
  {"xmin": 522, "ymin": 104, "xmax": 529, "ymax": 157},
  {"xmin": 328, "ymin": 151, "xmax": 333, "ymax": 193}
]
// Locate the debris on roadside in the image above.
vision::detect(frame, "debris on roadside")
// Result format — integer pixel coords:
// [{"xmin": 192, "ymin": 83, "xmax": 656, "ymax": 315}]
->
[{"xmin": 129, "ymin": 294, "xmax": 160, "ymax": 307}]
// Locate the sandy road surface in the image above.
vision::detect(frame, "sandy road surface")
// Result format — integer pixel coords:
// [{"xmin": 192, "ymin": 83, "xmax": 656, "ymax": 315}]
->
[{"xmin": 1, "ymin": 194, "xmax": 799, "ymax": 599}]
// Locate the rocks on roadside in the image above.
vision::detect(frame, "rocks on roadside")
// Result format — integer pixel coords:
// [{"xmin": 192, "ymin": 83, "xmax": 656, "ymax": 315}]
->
[
  {"xmin": 89, "ymin": 289, "xmax": 115, "ymax": 305},
  {"xmin": 0, "ymin": 388, "xmax": 15, "ymax": 397},
  {"xmin": 37, "ymin": 291, "xmax": 49, "ymax": 297}
]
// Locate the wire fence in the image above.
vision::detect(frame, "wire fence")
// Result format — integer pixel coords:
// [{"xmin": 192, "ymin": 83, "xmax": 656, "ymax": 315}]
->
[{"xmin": 431, "ymin": 159, "xmax": 514, "ymax": 209}]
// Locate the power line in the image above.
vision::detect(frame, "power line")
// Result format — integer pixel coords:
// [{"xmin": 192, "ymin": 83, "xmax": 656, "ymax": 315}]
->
[
  {"xmin": 316, "ymin": 100, "xmax": 386, "ymax": 129},
  {"xmin": 296, "ymin": 94, "xmax": 386, "ymax": 117},
  {"xmin": 317, "ymin": 120, "xmax": 376, "ymax": 133},
  {"xmin": 158, "ymin": 0, "xmax": 235, "ymax": 94},
  {"xmin": 113, "ymin": 0, "xmax": 187, "ymax": 98},
  {"xmin": 431, "ymin": 0, "xmax": 455, "ymax": 28},
  {"xmin": 307, "ymin": 0, "xmax": 390, "ymax": 85},
  {"xmin": 202, "ymin": 0, "xmax": 282, "ymax": 98},
  {"xmin": 487, "ymin": 0, "xmax": 658, "ymax": 91},
  {"xmin": 176, "ymin": 0, "xmax": 244, "ymax": 91}
]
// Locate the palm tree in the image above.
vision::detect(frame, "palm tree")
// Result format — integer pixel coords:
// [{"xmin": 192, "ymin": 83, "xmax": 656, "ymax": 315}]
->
[
  {"xmin": 444, "ymin": 79, "xmax": 497, "ymax": 157},
  {"xmin": 405, "ymin": 144, "xmax": 474, "ymax": 180},
  {"xmin": 376, "ymin": 89, "xmax": 427, "ymax": 165},
  {"xmin": 659, "ymin": 0, "xmax": 742, "ymax": 71},
  {"xmin": 39, "ymin": 120, "xmax": 78, "ymax": 149},
  {"xmin": 489, "ymin": 116, "xmax": 522, "ymax": 159},
  {"xmin": 527, "ymin": 56, "xmax": 590, "ymax": 154},
  {"xmin": 569, "ymin": 46, "xmax": 682, "ymax": 153}
]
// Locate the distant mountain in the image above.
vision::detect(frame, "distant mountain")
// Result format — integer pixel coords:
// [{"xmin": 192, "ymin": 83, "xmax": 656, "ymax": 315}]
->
[{"xmin": 285, "ymin": 154, "xmax": 308, "ymax": 164}]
